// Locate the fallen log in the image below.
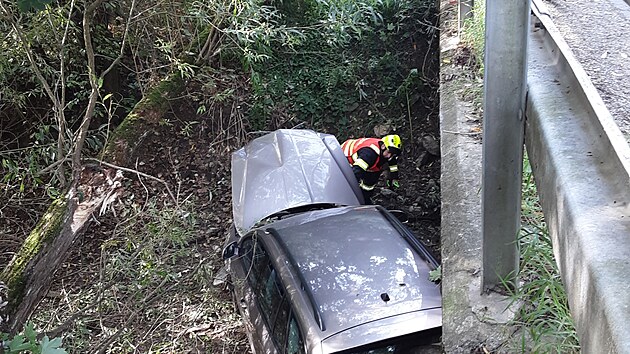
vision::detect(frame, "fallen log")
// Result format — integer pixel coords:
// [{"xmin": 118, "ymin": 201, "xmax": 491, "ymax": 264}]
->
[{"xmin": 0, "ymin": 73, "xmax": 185, "ymax": 334}]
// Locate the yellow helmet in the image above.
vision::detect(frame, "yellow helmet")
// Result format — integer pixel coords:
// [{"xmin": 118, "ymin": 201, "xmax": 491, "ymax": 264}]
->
[{"xmin": 381, "ymin": 134, "xmax": 402, "ymax": 156}]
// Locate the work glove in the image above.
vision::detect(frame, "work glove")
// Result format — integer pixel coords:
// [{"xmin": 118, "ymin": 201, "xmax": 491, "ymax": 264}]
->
[{"xmin": 387, "ymin": 179, "xmax": 400, "ymax": 189}]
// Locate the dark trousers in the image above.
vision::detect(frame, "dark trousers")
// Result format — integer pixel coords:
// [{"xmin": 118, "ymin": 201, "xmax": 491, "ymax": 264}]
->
[{"xmin": 361, "ymin": 172, "xmax": 381, "ymax": 205}]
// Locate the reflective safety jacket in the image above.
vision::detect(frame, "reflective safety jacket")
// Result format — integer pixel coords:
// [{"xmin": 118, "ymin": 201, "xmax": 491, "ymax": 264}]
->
[
  {"xmin": 342, "ymin": 138, "xmax": 383, "ymax": 172},
  {"xmin": 341, "ymin": 138, "xmax": 399, "ymax": 192}
]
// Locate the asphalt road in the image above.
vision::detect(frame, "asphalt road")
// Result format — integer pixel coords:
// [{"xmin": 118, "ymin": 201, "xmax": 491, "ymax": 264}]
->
[{"xmin": 540, "ymin": 0, "xmax": 630, "ymax": 143}]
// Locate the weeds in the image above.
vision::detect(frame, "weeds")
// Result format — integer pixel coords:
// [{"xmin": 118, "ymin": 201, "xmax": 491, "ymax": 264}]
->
[
  {"xmin": 506, "ymin": 156, "xmax": 580, "ymax": 353},
  {"xmin": 247, "ymin": 0, "xmax": 437, "ymax": 137},
  {"xmin": 428, "ymin": 265, "xmax": 441, "ymax": 282},
  {"xmin": 29, "ymin": 198, "xmax": 246, "ymax": 353},
  {"xmin": 455, "ymin": 0, "xmax": 485, "ymax": 120},
  {"xmin": 2, "ymin": 289, "xmax": 58, "ymax": 353},
  {"xmin": 1, "ymin": 323, "xmax": 68, "ymax": 354},
  {"xmin": 460, "ymin": 0, "xmax": 485, "ymax": 76}
]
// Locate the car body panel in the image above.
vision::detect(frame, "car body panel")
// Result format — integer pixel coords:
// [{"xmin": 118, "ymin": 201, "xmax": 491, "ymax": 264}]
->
[
  {"xmin": 224, "ymin": 129, "xmax": 442, "ymax": 354},
  {"xmin": 268, "ymin": 206, "xmax": 442, "ymax": 337},
  {"xmin": 226, "ymin": 206, "xmax": 442, "ymax": 354},
  {"xmin": 225, "ymin": 228, "xmax": 278, "ymax": 354},
  {"xmin": 320, "ymin": 308, "xmax": 442, "ymax": 353},
  {"xmin": 231, "ymin": 129, "xmax": 363, "ymax": 233}
]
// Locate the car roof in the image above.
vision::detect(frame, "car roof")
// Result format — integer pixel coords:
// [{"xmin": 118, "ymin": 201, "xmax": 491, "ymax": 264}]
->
[
  {"xmin": 231, "ymin": 129, "xmax": 363, "ymax": 233},
  {"xmin": 267, "ymin": 205, "xmax": 442, "ymax": 340}
]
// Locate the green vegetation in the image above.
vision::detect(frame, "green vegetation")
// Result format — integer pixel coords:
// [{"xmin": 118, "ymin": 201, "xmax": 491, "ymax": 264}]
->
[
  {"xmin": 460, "ymin": 0, "xmax": 485, "ymax": 76},
  {"xmin": 28, "ymin": 198, "xmax": 242, "ymax": 352},
  {"xmin": 457, "ymin": 2, "xmax": 579, "ymax": 351},
  {"xmin": 429, "ymin": 265, "xmax": 441, "ymax": 282},
  {"xmin": 1, "ymin": 323, "xmax": 67, "ymax": 353},
  {"xmin": 0, "ymin": 0, "xmax": 140, "ymax": 193},
  {"xmin": 2, "ymin": 0, "xmax": 439, "ymax": 350},
  {"xmin": 245, "ymin": 0, "xmax": 438, "ymax": 137},
  {"xmin": 456, "ymin": 0, "xmax": 485, "ymax": 118},
  {"xmin": 507, "ymin": 156, "xmax": 580, "ymax": 353},
  {"xmin": 0, "ymin": 1, "xmax": 435, "ymax": 236},
  {"xmin": 1, "ymin": 0, "xmax": 437, "ymax": 197}
]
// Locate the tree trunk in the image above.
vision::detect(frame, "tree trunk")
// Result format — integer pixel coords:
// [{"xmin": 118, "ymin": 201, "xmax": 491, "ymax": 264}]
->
[{"xmin": 0, "ymin": 72, "xmax": 185, "ymax": 334}]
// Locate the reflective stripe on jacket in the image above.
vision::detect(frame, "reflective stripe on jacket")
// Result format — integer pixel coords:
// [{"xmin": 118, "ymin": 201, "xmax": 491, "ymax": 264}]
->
[{"xmin": 341, "ymin": 138, "xmax": 382, "ymax": 172}]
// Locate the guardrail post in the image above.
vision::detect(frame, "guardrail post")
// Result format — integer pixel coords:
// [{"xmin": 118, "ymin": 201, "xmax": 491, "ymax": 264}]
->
[{"xmin": 481, "ymin": 0, "xmax": 530, "ymax": 291}]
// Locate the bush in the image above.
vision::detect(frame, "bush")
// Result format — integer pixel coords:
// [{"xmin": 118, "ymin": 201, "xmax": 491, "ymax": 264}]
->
[{"xmin": 1, "ymin": 323, "xmax": 67, "ymax": 354}]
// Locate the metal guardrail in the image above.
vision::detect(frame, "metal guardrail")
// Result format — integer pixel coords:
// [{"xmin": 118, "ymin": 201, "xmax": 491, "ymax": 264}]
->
[
  {"xmin": 530, "ymin": 1, "xmax": 630, "ymax": 179},
  {"xmin": 525, "ymin": 0, "xmax": 630, "ymax": 352},
  {"xmin": 444, "ymin": 0, "xmax": 630, "ymax": 351},
  {"xmin": 480, "ymin": 1, "xmax": 529, "ymax": 291}
]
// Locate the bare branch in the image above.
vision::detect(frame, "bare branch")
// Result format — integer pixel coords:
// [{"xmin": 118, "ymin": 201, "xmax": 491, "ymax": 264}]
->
[
  {"xmin": 37, "ymin": 157, "xmax": 71, "ymax": 176},
  {"xmin": 85, "ymin": 158, "xmax": 177, "ymax": 205},
  {"xmin": 73, "ymin": 0, "xmax": 138, "ymax": 180},
  {"xmin": 1, "ymin": 1, "xmax": 71, "ymax": 186},
  {"xmin": 72, "ymin": 0, "xmax": 107, "ymax": 178},
  {"xmin": 101, "ymin": 0, "xmax": 136, "ymax": 79}
]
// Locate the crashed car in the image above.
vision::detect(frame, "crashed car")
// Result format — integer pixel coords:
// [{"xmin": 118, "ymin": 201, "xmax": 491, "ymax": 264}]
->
[{"xmin": 221, "ymin": 129, "xmax": 442, "ymax": 354}]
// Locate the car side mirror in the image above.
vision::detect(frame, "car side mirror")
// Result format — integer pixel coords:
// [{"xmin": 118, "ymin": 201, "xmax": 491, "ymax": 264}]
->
[{"xmin": 222, "ymin": 241, "xmax": 238, "ymax": 259}]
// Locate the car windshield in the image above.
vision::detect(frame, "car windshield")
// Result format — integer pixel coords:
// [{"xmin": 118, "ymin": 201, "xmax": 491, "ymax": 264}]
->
[{"xmin": 252, "ymin": 203, "xmax": 339, "ymax": 229}]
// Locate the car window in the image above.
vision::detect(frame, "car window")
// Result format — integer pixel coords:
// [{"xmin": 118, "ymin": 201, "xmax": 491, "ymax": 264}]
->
[
  {"xmin": 287, "ymin": 315, "xmax": 305, "ymax": 354},
  {"xmin": 271, "ymin": 280, "xmax": 289, "ymax": 348},
  {"xmin": 240, "ymin": 235, "xmax": 271, "ymax": 291},
  {"xmin": 240, "ymin": 237, "xmax": 255, "ymax": 279},
  {"xmin": 240, "ymin": 235, "xmax": 306, "ymax": 354}
]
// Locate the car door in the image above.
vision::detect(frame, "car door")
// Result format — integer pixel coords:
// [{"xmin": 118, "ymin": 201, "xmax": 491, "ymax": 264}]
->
[
  {"xmin": 229, "ymin": 232, "xmax": 273, "ymax": 353},
  {"xmin": 232, "ymin": 232, "xmax": 307, "ymax": 354}
]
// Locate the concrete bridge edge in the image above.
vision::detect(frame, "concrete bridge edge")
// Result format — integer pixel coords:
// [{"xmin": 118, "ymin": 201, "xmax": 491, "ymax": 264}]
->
[{"xmin": 438, "ymin": 1, "xmax": 520, "ymax": 352}]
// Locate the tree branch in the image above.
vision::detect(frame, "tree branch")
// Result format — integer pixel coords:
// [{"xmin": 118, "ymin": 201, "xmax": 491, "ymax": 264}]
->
[
  {"xmin": 72, "ymin": 0, "xmax": 106, "ymax": 179},
  {"xmin": 73, "ymin": 0, "xmax": 137, "ymax": 181},
  {"xmin": 85, "ymin": 158, "xmax": 177, "ymax": 205},
  {"xmin": 101, "ymin": 0, "xmax": 136, "ymax": 79},
  {"xmin": 1, "ymin": 1, "xmax": 69, "ymax": 185}
]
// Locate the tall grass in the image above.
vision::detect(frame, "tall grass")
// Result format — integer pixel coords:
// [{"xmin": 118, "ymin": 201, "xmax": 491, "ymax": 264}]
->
[
  {"xmin": 459, "ymin": 2, "xmax": 579, "ymax": 346},
  {"xmin": 460, "ymin": 0, "xmax": 485, "ymax": 77},
  {"xmin": 507, "ymin": 156, "xmax": 580, "ymax": 353}
]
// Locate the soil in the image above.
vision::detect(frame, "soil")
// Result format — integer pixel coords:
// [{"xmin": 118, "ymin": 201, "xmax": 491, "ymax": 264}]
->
[
  {"xmin": 1, "ymin": 8, "xmax": 442, "ymax": 353},
  {"xmin": 26, "ymin": 82, "xmax": 440, "ymax": 351}
]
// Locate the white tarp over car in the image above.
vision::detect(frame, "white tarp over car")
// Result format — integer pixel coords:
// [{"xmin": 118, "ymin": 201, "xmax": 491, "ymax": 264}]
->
[{"xmin": 231, "ymin": 129, "xmax": 363, "ymax": 233}]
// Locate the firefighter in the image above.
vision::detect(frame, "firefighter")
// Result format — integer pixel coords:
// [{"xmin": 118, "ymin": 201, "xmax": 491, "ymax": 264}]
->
[{"xmin": 341, "ymin": 134, "xmax": 402, "ymax": 204}]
